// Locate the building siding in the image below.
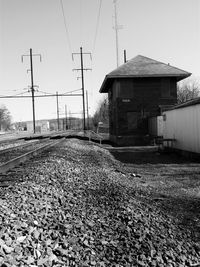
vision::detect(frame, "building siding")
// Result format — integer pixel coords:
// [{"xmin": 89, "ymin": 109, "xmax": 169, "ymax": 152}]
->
[
  {"xmin": 163, "ymin": 104, "xmax": 200, "ymax": 153},
  {"xmin": 109, "ymin": 77, "xmax": 177, "ymax": 144}
]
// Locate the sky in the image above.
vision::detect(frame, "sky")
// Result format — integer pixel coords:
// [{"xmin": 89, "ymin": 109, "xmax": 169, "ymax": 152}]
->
[{"xmin": 0, "ymin": 0, "xmax": 200, "ymax": 123}]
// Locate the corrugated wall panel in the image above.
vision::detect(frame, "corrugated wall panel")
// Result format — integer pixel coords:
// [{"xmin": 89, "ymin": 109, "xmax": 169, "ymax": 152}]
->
[{"xmin": 163, "ymin": 104, "xmax": 200, "ymax": 153}]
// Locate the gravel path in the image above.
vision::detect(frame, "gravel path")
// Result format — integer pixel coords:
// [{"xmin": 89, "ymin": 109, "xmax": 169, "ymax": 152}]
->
[{"xmin": 0, "ymin": 139, "xmax": 200, "ymax": 267}]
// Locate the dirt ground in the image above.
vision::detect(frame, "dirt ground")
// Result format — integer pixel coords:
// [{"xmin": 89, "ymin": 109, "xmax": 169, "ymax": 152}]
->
[{"xmin": 111, "ymin": 150, "xmax": 200, "ymax": 241}]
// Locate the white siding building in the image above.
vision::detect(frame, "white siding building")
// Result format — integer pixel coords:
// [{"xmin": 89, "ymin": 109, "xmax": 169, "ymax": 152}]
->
[{"xmin": 163, "ymin": 98, "xmax": 200, "ymax": 154}]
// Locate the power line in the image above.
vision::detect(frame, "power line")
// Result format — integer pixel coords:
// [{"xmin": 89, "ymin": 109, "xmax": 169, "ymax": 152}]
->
[
  {"xmin": 0, "ymin": 93, "xmax": 82, "ymax": 99},
  {"xmin": 92, "ymin": 0, "xmax": 102, "ymax": 54},
  {"xmin": 0, "ymin": 91, "xmax": 29, "ymax": 97},
  {"xmin": 0, "ymin": 88, "xmax": 83, "ymax": 98},
  {"xmin": 36, "ymin": 88, "xmax": 82, "ymax": 96},
  {"xmin": 62, "ymin": 88, "xmax": 82, "ymax": 95},
  {"xmin": 60, "ymin": 0, "xmax": 72, "ymax": 55},
  {"xmin": 37, "ymin": 90, "xmax": 54, "ymax": 95}
]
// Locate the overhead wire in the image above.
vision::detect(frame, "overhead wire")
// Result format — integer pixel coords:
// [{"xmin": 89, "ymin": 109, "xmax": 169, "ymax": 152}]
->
[
  {"xmin": 4, "ymin": 91, "xmax": 29, "ymax": 97},
  {"xmin": 92, "ymin": 0, "xmax": 102, "ymax": 55},
  {"xmin": 60, "ymin": 0, "xmax": 72, "ymax": 55},
  {"xmin": 59, "ymin": 0, "xmax": 78, "ymax": 103},
  {"xmin": 79, "ymin": 0, "xmax": 83, "ymax": 47},
  {"xmin": 37, "ymin": 90, "xmax": 55, "ymax": 95},
  {"xmin": 63, "ymin": 88, "xmax": 82, "ymax": 95},
  {"xmin": 89, "ymin": 0, "xmax": 102, "ymax": 103},
  {"xmin": 36, "ymin": 89, "xmax": 82, "ymax": 95}
]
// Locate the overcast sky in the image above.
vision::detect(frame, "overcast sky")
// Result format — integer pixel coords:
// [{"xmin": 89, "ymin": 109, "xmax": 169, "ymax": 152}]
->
[{"xmin": 0, "ymin": 0, "xmax": 200, "ymax": 122}]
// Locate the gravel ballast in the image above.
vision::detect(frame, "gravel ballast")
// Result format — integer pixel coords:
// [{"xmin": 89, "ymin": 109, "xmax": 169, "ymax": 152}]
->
[{"xmin": 0, "ymin": 139, "xmax": 200, "ymax": 267}]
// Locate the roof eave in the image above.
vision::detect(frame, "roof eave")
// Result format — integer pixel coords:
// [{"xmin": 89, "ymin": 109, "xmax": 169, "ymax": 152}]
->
[
  {"xmin": 99, "ymin": 76, "xmax": 111, "ymax": 93},
  {"xmin": 107, "ymin": 73, "xmax": 191, "ymax": 79},
  {"xmin": 99, "ymin": 72, "xmax": 192, "ymax": 93}
]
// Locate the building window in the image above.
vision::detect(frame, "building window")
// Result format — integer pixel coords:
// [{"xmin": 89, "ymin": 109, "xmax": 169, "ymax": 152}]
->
[
  {"xmin": 120, "ymin": 79, "xmax": 134, "ymax": 98},
  {"xmin": 161, "ymin": 78, "xmax": 170, "ymax": 98}
]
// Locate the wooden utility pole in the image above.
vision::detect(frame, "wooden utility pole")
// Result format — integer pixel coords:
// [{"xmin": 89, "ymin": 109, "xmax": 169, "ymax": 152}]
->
[
  {"xmin": 86, "ymin": 90, "xmax": 89, "ymax": 130},
  {"xmin": 30, "ymin": 49, "xmax": 36, "ymax": 133},
  {"xmin": 80, "ymin": 47, "xmax": 86, "ymax": 131},
  {"xmin": 21, "ymin": 49, "xmax": 41, "ymax": 134},
  {"xmin": 56, "ymin": 92, "xmax": 60, "ymax": 131},
  {"xmin": 72, "ymin": 47, "xmax": 92, "ymax": 131},
  {"xmin": 65, "ymin": 104, "xmax": 68, "ymax": 130},
  {"xmin": 124, "ymin": 49, "xmax": 127, "ymax": 63}
]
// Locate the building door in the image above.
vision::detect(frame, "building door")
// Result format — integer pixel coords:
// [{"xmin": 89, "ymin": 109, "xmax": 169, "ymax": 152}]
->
[{"xmin": 127, "ymin": 112, "xmax": 138, "ymax": 130}]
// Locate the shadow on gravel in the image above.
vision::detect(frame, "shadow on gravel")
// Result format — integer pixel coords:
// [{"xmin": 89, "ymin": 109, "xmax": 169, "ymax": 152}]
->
[
  {"xmin": 111, "ymin": 151, "xmax": 198, "ymax": 164},
  {"xmin": 154, "ymin": 195, "xmax": 200, "ymax": 241},
  {"xmin": 111, "ymin": 150, "xmax": 200, "ymax": 241},
  {"xmin": 84, "ymin": 179, "xmax": 127, "ymax": 212}
]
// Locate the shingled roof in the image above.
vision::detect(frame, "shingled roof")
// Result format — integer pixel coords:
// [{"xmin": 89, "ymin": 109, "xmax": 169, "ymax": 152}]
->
[{"xmin": 100, "ymin": 55, "xmax": 191, "ymax": 93}]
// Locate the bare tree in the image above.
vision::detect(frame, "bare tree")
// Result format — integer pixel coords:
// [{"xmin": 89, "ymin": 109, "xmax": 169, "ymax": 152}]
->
[
  {"xmin": 0, "ymin": 105, "xmax": 12, "ymax": 131},
  {"xmin": 177, "ymin": 77, "xmax": 200, "ymax": 104},
  {"xmin": 92, "ymin": 97, "xmax": 109, "ymax": 129}
]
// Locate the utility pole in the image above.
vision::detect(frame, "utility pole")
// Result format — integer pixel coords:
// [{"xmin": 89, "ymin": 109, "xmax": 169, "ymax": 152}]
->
[
  {"xmin": 21, "ymin": 48, "xmax": 41, "ymax": 134},
  {"xmin": 30, "ymin": 49, "xmax": 36, "ymax": 133},
  {"xmin": 56, "ymin": 91, "xmax": 60, "ymax": 131},
  {"xmin": 80, "ymin": 47, "xmax": 86, "ymax": 131},
  {"xmin": 124, "ymin": 49, "xmax": 127, "ymax": 63},
  {"xmin": 69, "ymin": 110, "xmax": 71, "ymax": 129},
  {"xmin": 72, "ymin": 47, "xmax": 92, "ymax": 131},
  {"xmin": 113, "ymin": 0, "xmax": 123, "ymax": 67},
  {"xmin": 86, "ymin": 90, "xmax": 89, "ymax": 130},
  {"xmin": 65, "ymin": 104, "xmax": 68, "ymax": 130}
]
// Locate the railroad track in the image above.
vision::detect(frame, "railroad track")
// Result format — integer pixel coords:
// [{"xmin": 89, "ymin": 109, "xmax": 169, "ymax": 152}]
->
[
  {"xmin": 0, "ymin": 139, "xmax": 38, "ymax": 153},
  {"xmin": 0, "ymin": 138, "xmax": 65, "ymax": 186}
]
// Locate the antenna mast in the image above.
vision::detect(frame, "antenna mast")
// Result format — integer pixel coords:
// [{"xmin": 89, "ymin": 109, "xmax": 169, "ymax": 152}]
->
[{"xmin": 113, "ymin": 0, "xmax": 122, "ymax": 67}]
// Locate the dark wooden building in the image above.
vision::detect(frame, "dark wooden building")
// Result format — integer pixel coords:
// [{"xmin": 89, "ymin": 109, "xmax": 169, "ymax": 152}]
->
[{"xmin": 99, "ymin": 55, "xmax": 191, "ymax": 145}]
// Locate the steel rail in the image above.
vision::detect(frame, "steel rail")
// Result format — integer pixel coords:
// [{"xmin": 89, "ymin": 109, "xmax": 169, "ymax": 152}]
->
[
  {"xmin": 0, "ymin": 140, "xmax": 40, "ymax": 154},
  {"xmin": 0, "ymin": 138, "xmax": 65, "ymax": 174}
]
